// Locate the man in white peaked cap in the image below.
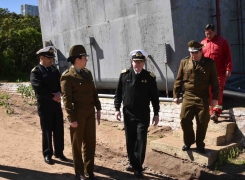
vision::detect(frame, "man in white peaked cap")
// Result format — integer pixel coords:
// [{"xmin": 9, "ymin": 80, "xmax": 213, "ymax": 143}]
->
[
  {"xmin": 30, "ymin": 46, "xmax": 67, "ymax": 165},
  {"xmin": 114, "ymin": 50, "xmax": 160, "ymax": 178}
]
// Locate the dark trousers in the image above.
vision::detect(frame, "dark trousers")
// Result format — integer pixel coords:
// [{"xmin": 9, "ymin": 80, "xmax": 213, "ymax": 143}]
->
[
  {"xmin": 123, "ymin": 107, "xmax": 149, "ymax": 172},
  {"xmin": 180, "ymin": 97, "xmax": 210, "ymax": 148},
  {"xmin": 40, "ymin": 107, "xmax": 64, "ymax": 157},
  {"xmin": 70, "ymin": 108, "xmax": 96, "ymax": 175}
]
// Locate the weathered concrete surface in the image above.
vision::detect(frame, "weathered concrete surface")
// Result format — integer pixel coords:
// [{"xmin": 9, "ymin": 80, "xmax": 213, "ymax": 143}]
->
[
  {"xmin": 38, "ymin": 0, "xmax": 244, "ymax": 91},
  {"xmin": 150, "ymin": 136, "xmax": 240, "ymax": 166},
  {"xmin": 150, "ymin": 113, "xmax": 243, "ymax": 166},
  {"xmin": 231, "ymin": 107, "xmax": 245, "ymax": 147}
]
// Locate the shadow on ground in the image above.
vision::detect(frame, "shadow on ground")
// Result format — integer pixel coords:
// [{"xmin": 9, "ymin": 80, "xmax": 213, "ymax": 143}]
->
[{"xmin": 0, "ymin": 164, "xmax": 167, "ymax": 180}]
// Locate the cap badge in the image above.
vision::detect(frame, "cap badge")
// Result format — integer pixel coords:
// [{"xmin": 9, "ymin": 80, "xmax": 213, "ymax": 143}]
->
[
  {"xmin": 136, "ymin": 51, "xmax": 143, "ymax": 57},
  {"xmin": 49, "ymin": 48, "xmax": 54, "ymax": 53}
]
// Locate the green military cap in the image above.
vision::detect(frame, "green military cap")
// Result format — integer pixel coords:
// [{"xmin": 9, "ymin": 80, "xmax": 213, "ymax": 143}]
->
[
  {"xmin": 67, "ymin": 45, "xmax": 89, "ymax": 62},
  {"xmin": 188, "ymin": 40, "xmax": 204, "ymax": 52}
]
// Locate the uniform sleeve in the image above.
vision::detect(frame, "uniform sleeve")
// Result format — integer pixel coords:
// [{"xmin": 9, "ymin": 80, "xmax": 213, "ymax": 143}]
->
[
  {"xmin": 173, "ymin": 60, "xmax": 184, "ymax": 98},
  {"xmin": 210, "ymin": 62, "xmax": 219, "ymax": 100},
  {"xmin": 114, "ymin": 74, "xmax": 123, "ymax": 111},
  {"xmin": 60, "ymin": 75, "xmax": 75, "ymax": 123},
  {"xmin": 93, "ymin": 86, "xmax": 101, "ymax": 111},
  {"xmin": 150, "ymin": 77, "xmax": 160, "ymax": 116},
  {"xmin": 30, "ymin": 69, "xmax": 54, "ymax": 100},
  {"xmin": 55, "ymin": 68, "xmax": 62, "ymax": 92},
  {"xmin": 223, "ymin": 39, "xmax": 232, "ymax": 71}
]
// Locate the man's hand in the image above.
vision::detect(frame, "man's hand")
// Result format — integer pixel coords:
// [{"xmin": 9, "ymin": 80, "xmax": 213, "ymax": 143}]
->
[
  {"xmin": 212, "ymin": 100, "xmax": 218, "ymax": 107},
  {"xmin": 97, "ymin": 110, "xmax": 101, "ymax": 125},
  {"xmin": 173, "ymin": 98, "xmax": 180, "ymax": 104},
  {"xmin": 152, "ymin": 116, "xmax": 159, "ymax": 126},
  {"xmin": 70, "ymin": 121, "xmax": 78, "ymax": 128},
  {"xmin": 115, "ymin": 111, "xmax": 121, "ymax": 121},
  {"xmin": 52, "ymin": 92, "xmax": 61, "ymax": 103},
  {"xmin": 225, "ymin": 70, "xmax": 231, "ymax": 77}
]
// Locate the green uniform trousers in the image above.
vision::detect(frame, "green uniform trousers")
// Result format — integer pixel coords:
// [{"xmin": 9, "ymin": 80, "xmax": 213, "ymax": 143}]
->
[
  {"xmin": 180, "ymin": 96, "xmax": 210, "ymax": 148},
  {"xmin": 70, "ymin": 107, "xmax": 96, "ymax": 175}
]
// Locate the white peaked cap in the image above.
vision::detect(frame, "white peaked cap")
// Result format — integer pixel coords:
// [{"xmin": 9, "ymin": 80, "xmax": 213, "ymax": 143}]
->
[
  {"xmin": 129, "ymin": 50, "xmax": 148, "ymax": 59},
  {"xmin": 36, "ymin": 46, "xmax": 54, "ymax": 54}
]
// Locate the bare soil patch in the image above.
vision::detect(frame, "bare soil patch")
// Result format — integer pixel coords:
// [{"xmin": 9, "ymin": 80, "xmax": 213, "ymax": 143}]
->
[{"xmin": 0, "ymin": 92, "xmax": 244, "ymax": 180}]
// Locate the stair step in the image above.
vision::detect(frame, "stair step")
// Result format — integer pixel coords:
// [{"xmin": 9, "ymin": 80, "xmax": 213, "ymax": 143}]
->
[
  {"xmin": 173, "ymin": 129, "xmax": 228, "ymax": 146},
  {"xmin": 193, "ymin": 120, "xmax": 236, "ymax": 135},
  {"xmin": 150, "ymin": 136, "xmax": 240, "ymax": 166}
]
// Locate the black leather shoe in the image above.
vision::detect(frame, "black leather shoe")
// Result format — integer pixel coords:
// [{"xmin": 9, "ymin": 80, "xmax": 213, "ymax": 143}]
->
[
  {"xmin": 125, "ymin": 165, "xmax": 134, "ymax": 172},
  {"xmin": 55, "ymin": 154, "xmax": 67, "ymax": 161},
  {"xmin": 44, "ymin": 156, "xmax": 53, "ymax": 164},
  {"xmin": 134, "ymin": 171, "xmax": 143, "ymax": 178},
  {"xmin": 182, "ymin": 145, "xmax": 190, "ymax": 151},
  {"xmin": 75, "ymin": 174, "xmax": 86, "ymax": 180},
  {"xmin": 196, "ymin": 148, "xmax": 206, "ymax": 154},
  {"xmin": 85, "ymin": 173, "xmax": 96, "ymax": 180}
]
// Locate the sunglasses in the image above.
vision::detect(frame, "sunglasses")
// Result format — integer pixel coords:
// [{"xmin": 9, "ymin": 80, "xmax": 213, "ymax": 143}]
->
[
  {"xmin": 133, "ymin": 60, "xmax": 144, "ymax": 63},
  {"xmin": 190, "ymin": 51, "xmax": 199, "ymax": 54}
]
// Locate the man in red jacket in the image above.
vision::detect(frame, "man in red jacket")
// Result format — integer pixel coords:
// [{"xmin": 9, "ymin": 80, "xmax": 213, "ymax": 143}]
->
[{"xmin": 201, "ymin": 24, "xmax": 232, "ymax": 122}]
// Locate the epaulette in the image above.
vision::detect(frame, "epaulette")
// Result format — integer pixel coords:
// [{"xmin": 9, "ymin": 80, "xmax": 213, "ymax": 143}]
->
[
  {"xmin": 31, "ymin": 66, "xmax": 37, "ymax": 72},
  {"xmin": 149, "ymin": 72, "xmax": 156, "ymax": 78},
  {"xmin": 83, "ymin": 68, "xmax": 89, "ymax": 73},
  {"xmin": 121, "ymin": 69, "xmax": 129, "ymax": 73},
  {"xmin": 183, "ymin": 56, "xmax": 190, "ymax": 59},
  {"xmin": 62, "ymin": 69, "xmax": 69, "ymax": 75}
]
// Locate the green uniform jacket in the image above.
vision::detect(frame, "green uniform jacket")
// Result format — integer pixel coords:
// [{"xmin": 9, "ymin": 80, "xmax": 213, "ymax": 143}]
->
[
  {"xmin": 173, "ymin": 56, "xmax": 219, "ymax": 99},
  {"xmin": 60, "ymin": 66, "xmax": 101, "ymax": 123}
]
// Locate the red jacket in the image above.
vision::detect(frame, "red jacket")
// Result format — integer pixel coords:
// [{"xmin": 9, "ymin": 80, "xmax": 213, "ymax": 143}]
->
[{"xmin": 201, "ymin": 35, "xmax": 232, "ymax": 76}]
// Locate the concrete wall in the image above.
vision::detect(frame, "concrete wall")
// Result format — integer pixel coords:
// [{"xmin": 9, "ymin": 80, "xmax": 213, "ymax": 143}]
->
[{"xmin": 38, "ymin": 0, "xmax": 240, "ymax": 91}]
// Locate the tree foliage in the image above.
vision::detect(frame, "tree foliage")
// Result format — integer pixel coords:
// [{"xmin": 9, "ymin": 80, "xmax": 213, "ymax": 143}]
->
[{"xmin": 0, "ymin": 8, "xmax": 42, "ymax": 81}]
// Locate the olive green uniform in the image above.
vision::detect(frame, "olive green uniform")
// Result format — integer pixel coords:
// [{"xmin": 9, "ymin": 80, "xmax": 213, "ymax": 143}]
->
[
  {"xmin": 61, "ymin": 66, "xmax": 101, "ymax": 175},
  {"xmin": 173, "ymin": 56, "xmax": 219, "ymax": 148}
]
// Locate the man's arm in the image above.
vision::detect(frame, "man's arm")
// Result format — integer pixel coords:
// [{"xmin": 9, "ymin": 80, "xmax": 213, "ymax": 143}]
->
[
  {"xmin": 30, "ymin": 69, "xmax": 54, "ymax": 100},
  {"xmin": 173, "ymin": 60, "xmax": 184, "ymax": 99},
  {"xmin": 150, "ymin": 76, "xmax": 160, "ymax": 126},
  {"xmin": 60, "ymin": 75, "xmax": 75, "ymax": 123},
  {"xmin": 114, "ymin": 74, "xmax": 123, "ymax": 120},
  {"xmin": 223, "ymin": 39, "xmax": 232, "ymax": 74}
]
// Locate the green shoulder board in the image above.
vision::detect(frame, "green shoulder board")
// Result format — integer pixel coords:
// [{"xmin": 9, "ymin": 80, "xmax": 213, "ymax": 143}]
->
[
  {"xmin": 62, "ymin": 69, "xmax": 69, "ymax": 75},
  {"xmin": 183, "ymin": 56, "xmax": 190, "ymax": 60}
]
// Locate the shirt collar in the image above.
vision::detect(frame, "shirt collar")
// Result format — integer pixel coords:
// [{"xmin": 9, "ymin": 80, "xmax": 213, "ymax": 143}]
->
[{"xmin": 134, "ymin": 70, "xmax": 141, "ymax": 74}]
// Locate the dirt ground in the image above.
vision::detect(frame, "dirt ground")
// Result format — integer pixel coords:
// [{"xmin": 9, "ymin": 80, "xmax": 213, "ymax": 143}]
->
[{"xmin": 0, "ymin": 92, "xmax": 245, "ymax": 180}]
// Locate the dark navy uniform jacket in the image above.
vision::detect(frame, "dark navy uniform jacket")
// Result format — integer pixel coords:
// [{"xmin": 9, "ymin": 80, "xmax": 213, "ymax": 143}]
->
[
  {"xmin": 30, "ymin": 64, "xmax": 62, "ymax": 119},
  {"xmin": 114, "ymin": 68, "xmax": 159, "ymax": 118}
]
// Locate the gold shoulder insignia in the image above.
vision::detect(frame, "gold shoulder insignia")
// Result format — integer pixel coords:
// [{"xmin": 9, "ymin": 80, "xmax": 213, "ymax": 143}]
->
[
  {"xmin": 83, "ymin": 68, "xmax": 89, "ymax": 73},
  {"xmin": 183, "ymin": 56, "xmax": 190, "ymax": 59},
  {"xmin": 121, "ymin": 69, "xmax": 129, "ymax": 73},
  {"xmin": 150, "ymin": 72, "xmax": 156, "ymax": 77},
  {"xmin": 31, "ymin": 66, "xmax": 37, "ymax": 72},
  {"xmin": 62, "ymin": 69, "xmax": 69, "ymax": 75}
]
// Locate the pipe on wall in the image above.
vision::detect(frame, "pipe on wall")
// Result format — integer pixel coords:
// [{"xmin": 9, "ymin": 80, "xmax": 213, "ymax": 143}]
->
[
  {"xmin": 216, "ymin": 0, "xmax": 221, "ymax": 36},
  {"xmin": 98, "ymin": 94, "xmax": 177, "ymax": 102}
]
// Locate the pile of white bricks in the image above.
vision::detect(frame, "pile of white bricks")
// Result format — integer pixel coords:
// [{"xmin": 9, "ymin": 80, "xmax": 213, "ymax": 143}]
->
[
  {"xmin": 231, "ymin": 107, "xmax": 245, "ymax": 147},
  {"xmin": 99, "ymin": 98, "xmax": 182, "ymax": 129}
]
